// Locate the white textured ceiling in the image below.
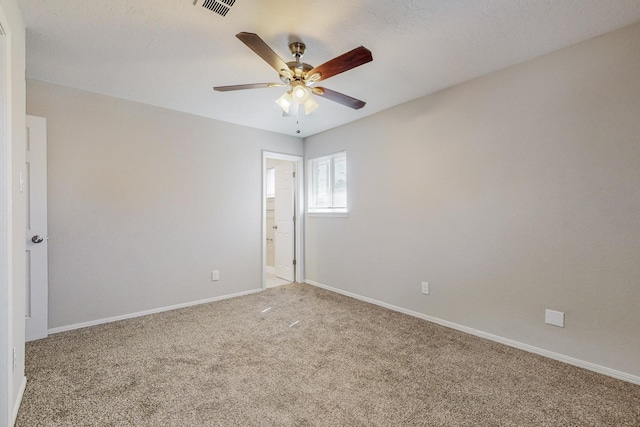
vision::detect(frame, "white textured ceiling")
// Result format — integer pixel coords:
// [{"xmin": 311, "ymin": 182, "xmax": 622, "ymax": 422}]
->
[{"xmin": 18, "ymin": 0, "xmax": 640, "ymax": 137}]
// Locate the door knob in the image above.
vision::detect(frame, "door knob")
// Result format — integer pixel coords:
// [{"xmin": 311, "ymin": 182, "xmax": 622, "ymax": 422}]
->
[
  {"xmin": 31, "ymin": 235, "xmax": 44, "ymax": 244},
  {"xmin": 272, "ymin": 225, "xmax": 278, "ymax": 229}
]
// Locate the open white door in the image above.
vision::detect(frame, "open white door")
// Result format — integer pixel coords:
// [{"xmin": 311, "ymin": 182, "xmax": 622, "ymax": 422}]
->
[
  {"xmin": 25, "ymin": 115, "xmax": 48, "ymax": 342},
  {"xmin": 274, "ymin": 162, "xmax": 295, "ymax": 282}
]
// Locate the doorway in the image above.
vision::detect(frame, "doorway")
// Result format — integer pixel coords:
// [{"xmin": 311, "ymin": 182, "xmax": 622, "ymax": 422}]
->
[{"xmin": 262, "ymin": 152, "xmax": 304, "ymax": 289}]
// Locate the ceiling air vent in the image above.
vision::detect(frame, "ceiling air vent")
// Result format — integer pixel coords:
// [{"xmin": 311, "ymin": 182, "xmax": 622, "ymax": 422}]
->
[{"xmin": 193, "ymin": 0, "xmax": 236, "ymax": 17}]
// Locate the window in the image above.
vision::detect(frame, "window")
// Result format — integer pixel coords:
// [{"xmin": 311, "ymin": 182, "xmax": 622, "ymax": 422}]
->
[
  {"xmin": 266, "ymin": 168, "xmax": 275, "ymax": 198},
  {"xmin": 308, "ymin": 151, "xmax": 347, "ymax": 213}
]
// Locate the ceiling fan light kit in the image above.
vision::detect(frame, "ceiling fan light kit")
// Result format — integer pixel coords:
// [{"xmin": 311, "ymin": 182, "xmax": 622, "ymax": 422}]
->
[
  {"xmin": 274, "ymin": 85, "xmax": 319, "ymax": 116},
  {"xmin": 213, "ymin": 32, "xmax": 373, "ymax": 117}
]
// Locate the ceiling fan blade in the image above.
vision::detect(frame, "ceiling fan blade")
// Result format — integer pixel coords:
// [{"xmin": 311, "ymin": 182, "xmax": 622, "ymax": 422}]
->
[
  {"xmin": 307, "ymin": 46, "xmax": 372, "ymax": 82},
  {"xmin": 213, "ymin": 83, "xmax": 285, "ymax": 92},
  {"xmin": 312, "ymin": 87, "xmax": 366, "ymax": 110},
  {"xmin": 236, "ymin": 32, "xmax": 291, "ymax": 77}
]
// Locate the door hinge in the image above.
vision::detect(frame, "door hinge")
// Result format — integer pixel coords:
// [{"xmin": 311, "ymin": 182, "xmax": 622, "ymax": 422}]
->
[
  {"xmin": 293, "ymin": 171, "xmax": 296, "ymax": 178},
  {"xmin": 293, "ymin": 259, "xmax": 297, "ymax": 266},
  {"xmin": 293, "ymin": 215, "xmax": 296, "ymax": 222}
]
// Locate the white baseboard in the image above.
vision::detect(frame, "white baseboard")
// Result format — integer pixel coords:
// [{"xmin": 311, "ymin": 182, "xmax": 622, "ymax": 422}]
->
[
  {"xmin": 305, "ymin": 279, "xmax": 640, "ymax": 386},
  {"xmin": 48, "ymin": 288, "xmax": 263, "ymax": 335},
  {"xmin": 266, "ymin": 266, "xmax": 275, "ymax": 274},
  {"xmin": 12, "ymin": 376, "xmax": 26, "ymax": 425}
]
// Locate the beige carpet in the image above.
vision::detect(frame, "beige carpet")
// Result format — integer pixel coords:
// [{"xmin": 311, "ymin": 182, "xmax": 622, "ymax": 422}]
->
[{"xmin": 16, "ymin": 283, "xmax": 640, "ymax": 426}]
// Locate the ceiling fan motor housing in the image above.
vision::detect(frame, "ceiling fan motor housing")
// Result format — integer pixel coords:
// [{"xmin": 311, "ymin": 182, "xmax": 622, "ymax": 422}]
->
[
  {"xmin": 287, "ymin": 61, "xmax": 313, "ymax": 78},
  {"xmin": 279, "ymin": 42, "xmax": 315, "ymax": 85}
]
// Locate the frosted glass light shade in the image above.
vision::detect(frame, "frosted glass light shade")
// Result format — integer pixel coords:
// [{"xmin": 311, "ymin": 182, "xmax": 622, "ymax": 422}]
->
[
  {"xmin": 291, "ymin": 84, "xmax": 311, "ymax": 104},
  {"xmin": 303, "ymin": 96, "xmax": 319, "ymax": 115},
  {"xmin": 275, "ymin": 91, "xmax": 292, "ymax": 114}
]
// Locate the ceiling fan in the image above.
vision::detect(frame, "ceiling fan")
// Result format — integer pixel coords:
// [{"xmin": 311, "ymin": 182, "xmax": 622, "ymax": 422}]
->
[{"xmin": 214, "ymin": 32, "xmax": 373, "ymax": 115}]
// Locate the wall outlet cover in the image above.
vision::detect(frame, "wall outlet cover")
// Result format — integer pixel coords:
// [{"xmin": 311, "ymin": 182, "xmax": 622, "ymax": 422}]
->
[{"xmin": 545, "ymin": 309, "xmax": 564, "ymax": 328}]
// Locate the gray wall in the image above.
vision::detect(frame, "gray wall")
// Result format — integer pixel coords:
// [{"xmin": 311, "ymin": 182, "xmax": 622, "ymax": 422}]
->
[
  {"xmin": 27, "ymin": 80, "xmax": 302, "ymax": 329},
  {"xmin": 305, "ymin": 23, "xmax": 640, "ymax": 377}
]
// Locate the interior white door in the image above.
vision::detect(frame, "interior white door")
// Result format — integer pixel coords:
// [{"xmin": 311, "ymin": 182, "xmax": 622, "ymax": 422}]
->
[
  {"xmin": 25, "ymin": 115, "xmax": 48, "ymax": 342},
  {"xmin": 274, "ymin": 162, "xmax": 295, "ymax": 282}
]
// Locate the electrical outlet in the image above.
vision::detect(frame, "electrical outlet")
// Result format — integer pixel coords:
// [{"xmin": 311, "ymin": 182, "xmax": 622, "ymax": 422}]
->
[
  {"xmin": 545, "ymin": 309, "xmax": 564, "ymax": 328},
  {"xmin": 211, "ymin": 270, "xmax": 220, "ymax": 281},
  {"xmin": 421, "ymin": 282, "xmax": 429, "ymax": 295}
]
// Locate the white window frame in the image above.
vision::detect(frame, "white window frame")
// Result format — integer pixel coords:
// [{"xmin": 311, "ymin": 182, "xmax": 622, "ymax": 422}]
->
[{"xmin": 307, "ymin": 151, "xmax": 348, "ymax": 215}]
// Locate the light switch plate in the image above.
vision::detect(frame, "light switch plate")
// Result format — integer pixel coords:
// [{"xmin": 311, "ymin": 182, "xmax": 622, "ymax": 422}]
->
[{"xmin": 421, "ymin": 282, "xmax": 429, "ymax": 295}]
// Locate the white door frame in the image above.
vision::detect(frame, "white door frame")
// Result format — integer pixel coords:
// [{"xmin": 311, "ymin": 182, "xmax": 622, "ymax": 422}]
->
[
  {"xmin": 0, "ymin": 20, "xmax": 9, "ymax": 426},
  {"xmin": 262, "ymin": 151, "xmax": 304, "ymax": 289}
]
